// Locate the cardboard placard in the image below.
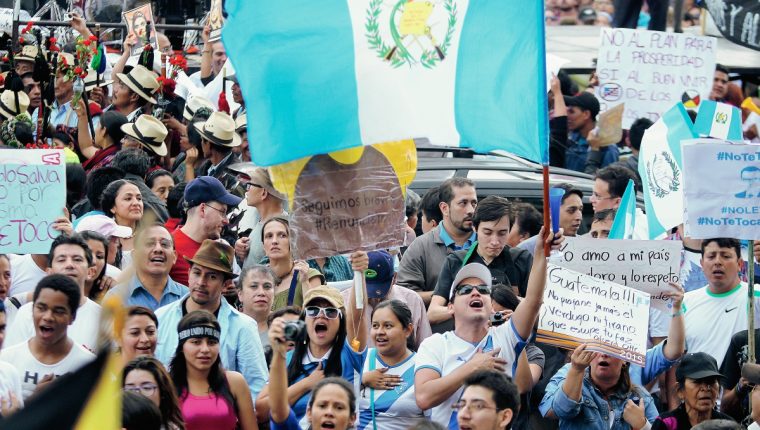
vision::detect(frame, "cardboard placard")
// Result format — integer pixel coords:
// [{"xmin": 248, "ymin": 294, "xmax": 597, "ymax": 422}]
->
[
  {"xmin": 0, "ymin": 150, "xmax": 66, "ymax": 253},
  {"xmin": 538, "ymin": 265, "xmax": 650, "ymax": 365}
]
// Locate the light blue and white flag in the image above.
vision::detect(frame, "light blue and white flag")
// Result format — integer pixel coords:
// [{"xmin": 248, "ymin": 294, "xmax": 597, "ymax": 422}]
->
[
  {"xmin": 609, "ymin": 179, "xmax": 636, "ymax": 240},
  {"xmin": 223, "ymin": 0, "xmax": 549, "ymax": 166},
  {"xmin": 693, "ymin": 100, "xmax": 743, "ymax": 140},
  {"xmin": 638, "ymin": 103, "xmax": 697, "ymax": 239}
]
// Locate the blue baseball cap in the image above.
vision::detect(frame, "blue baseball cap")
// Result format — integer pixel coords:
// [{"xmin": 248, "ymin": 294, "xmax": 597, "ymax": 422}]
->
[
  {"xmin": 184, "ymin": 176, "xmax": 242, "ymax": 209},
  {"xmin": 365, "ymin": 251, "xmax": 395, "ymax": 299}
]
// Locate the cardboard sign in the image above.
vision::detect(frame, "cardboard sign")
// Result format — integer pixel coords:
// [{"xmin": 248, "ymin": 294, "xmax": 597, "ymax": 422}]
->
[
  {"xmin": 123, "ymin": 4, "xmax": 158, "ymax": 57},
  {"xmin": 0, "ymin": 150, "xmax": 66, "ymax": 253},
  {"xmin": 553, "ymin": 238, "xmax": 682, "ymax": 311},
  {"xmin": 683, "ymin": 139, "xmax": 760, "ymax": 240},
  {"xmin": 208, "ymin": 0, "xmax": 225, "ymax": 42},
  {"xmin": 271, "ymin": 141, "xmax": 417, "ymax": 260},
  {"xmin": 595, "ymin": 28, "xmax": 716, "ymax": 127},
  {"xmin": 537, "ymin": 265, "xmax": 650, "ymax": 365}
]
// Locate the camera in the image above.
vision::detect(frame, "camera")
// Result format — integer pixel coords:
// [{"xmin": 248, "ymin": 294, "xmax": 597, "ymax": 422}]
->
[
  {"xmin": 283, "ymin": 320, "xmax": 306, "ymax": 342},
  {"xmin": 489, "ymin": 312, "xmax": 507, "ymax": 327}
]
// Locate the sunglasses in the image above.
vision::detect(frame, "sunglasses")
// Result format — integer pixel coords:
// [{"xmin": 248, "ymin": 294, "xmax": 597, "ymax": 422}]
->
[
  {"xmin": 455, "ymin": 284, "xmax": 491, "ymax": 296},
  {"xmin": 305, "ymin": 306, "xmax": 342, "ymax": 319}
]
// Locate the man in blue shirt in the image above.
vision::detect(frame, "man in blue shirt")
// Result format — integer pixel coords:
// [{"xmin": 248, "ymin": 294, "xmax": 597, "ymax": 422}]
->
[
  {"xmin": 564, "ymin": 92, "xmax": 619, "ymax": 174},
  {"xmin": 105, "ymin": 224, "xmax": 187, "ymax": 310},
  {"xmin": 154, "ymin": 239, "xmax": 268, "ymax": 402}
]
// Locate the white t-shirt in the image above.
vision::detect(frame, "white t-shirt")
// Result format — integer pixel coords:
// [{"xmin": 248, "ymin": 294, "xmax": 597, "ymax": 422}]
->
[
  {"xmin": 0, "ymin": 360, "xmax": 24, "ymax": 407},
  {"xmin": 0, "ymin": 340, "xmax": 94, "ymax": 400},
  {"xmin": 9, "ymin": 254, "xmax": 47, "ymax": 296},
  {"xmin": 5, "ymin": 299, "xmax": 102, "ymax": 353},
  {"xmin": 684, "ymin": 282, "xmax": 760, "ymax": 367},
  {"xmin": 414, "ymin": 320, "xmax": 524, "ymax": 426},
  {"xmin": 357, "ymin": 350, "xmax": 427, "ymax": 430},
  {"xmin": 4, "ymin": 293, "xmax": 31, "ymax": 328}
]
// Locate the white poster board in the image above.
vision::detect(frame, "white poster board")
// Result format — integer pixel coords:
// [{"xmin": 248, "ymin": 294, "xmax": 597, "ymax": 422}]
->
[
  {"xmin": 0, "ymin": 150, "xmax": 66, "ymax": 253},
  {"xmin": 683, "ymin": 139, "xmax": 760, "ymax": 239},
  {"xmin": 595, "ymin": 28, "xmax": 716, "ymax": 128},
  {"xmin": 537, "ymin": 265, "xmax": 650, "ymax": 365},
  {"xmin": 553, "ymin": 237, "xmax": 682, "ymax": 311}
]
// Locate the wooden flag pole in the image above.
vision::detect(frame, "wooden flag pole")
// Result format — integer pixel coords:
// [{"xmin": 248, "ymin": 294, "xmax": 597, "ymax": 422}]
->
[
  {"xmin": 749, "ymin": 239, "xmax": 756, "ymax": 396},
  {"xmin": 543, "ymin": 166, "xmax": 551, "ymax": 257}
]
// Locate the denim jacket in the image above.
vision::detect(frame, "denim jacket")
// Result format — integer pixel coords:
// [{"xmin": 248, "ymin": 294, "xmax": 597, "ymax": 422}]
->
[{"xmin": 539, "ymin": 364, "xmax": 659, "ymax": 430}]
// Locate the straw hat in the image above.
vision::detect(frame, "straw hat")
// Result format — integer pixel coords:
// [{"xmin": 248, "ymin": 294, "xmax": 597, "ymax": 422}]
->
[
  {"xmin": 15, "ymin": 45, "xmax": 39, "ymax": 63},
  {"xmin": 183, "ymin": 94, "xmax": 214, "ymax": 121},
  {"xmin": 121, "ymin": 114, "xmax": 169, "ymax": 156},
  {"xmin": 0, "ymin": 91, "xmax": 30, "ymax": 119},
  {"xmin": 83, "ymin": 68, "xmax": 112, "ymax": 92},
  {"xmin": 57, "ymin": 52, "xmax": 76, "ymax": 70},
  {"xmin": 183, "ymin": 239, "xmax": 235, "ymax": 277},
  {"xmin": 234, "ymin": 113, "xmax": 246, "ymax": 134},
  {"xmin": 116, "ymin": 65, "xmax": 159, "ymax": 104},
  {"xmin": 193, "ymin": 111, "xmax": 240, "ymax": 148}
]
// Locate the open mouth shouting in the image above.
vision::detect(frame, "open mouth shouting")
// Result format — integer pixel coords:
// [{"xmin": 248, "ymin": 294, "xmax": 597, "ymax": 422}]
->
[
  {"xmin": 314, "ymin": 322, "xmax": 329, "ymax": 339},
  {"xmin": 469, "ymin": 298, "xmax": 484, "ymax": 310}
]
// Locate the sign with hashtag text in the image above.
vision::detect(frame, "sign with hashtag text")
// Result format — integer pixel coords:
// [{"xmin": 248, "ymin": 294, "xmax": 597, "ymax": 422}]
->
[{"xmin": 683, "ymin": 139, "xmax": 760, "ymax": 240}]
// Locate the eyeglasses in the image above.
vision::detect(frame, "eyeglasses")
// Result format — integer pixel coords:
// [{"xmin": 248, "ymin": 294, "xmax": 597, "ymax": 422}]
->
[
  {"xmin": 451, "ymin": 400, "xmax": 500, "ymax": 413},
  {"xmin": 305, "ymin": 306, "xmax": 342, "ymax": 319},
  {"xmin": 245, "ymin": 183, "xmax": 263, "ymax": 191},
  {"xmin": 455, "ymin": 284, "xmax": 491, "ymax": 296},
  {"xmin": 204, "ymin": 203, "xmax": 227, "ymax": 215},
  {"xmin": 124, "ymin": 383, "xmax": 158, "ymax": 397}
]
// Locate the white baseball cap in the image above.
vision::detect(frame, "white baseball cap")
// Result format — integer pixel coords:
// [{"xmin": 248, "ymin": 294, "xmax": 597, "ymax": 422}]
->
[
  {"xmin": 75, "ymin": 215, "xmax": 133, "ymax": 239},
  {"xmin": 449, "ymin": 263, "xmax": 493, "ymax": 301}
]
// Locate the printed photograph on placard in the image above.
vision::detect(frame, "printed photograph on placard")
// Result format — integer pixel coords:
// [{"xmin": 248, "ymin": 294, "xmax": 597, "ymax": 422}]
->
[
  {"xmin": 208, "ymin": 0, "xmax": 225, "ymax": 42},
  {"xmin": 122, "ymin": 4, "xmax": 158, "ymax": 57}
]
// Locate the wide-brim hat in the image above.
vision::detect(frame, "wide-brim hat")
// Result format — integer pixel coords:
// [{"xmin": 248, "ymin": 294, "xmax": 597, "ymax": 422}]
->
[
  {"xmin": 83, "ymin": 68, "xmax": 113, "ymax": 92},
  {"xmin": 193, "ymin": 111, "xmax": 241, "ymax": 148},
  {"xmin": 117, "ymin": 65, "xmax": 159, "ymax": 104},
  {"xmin": 15, "ymin": 45, "xmax": 39, "ymax": 63},
  {"xmin": 121, "ymin": 114, "xmax": 168, "ymax": 156},
  {"xmin": 304, "ymin": 285, "xmax": 345, "ymax": 309},
  {"xmin": 224, "ymin": 74, "xmax": 238, "ymax": 85},
  {"xmin": 184, "ymin": 239, "xmax": 235, "ymax": 277},
  {"xmin": 183, "ymin": 94, "xmax": 215, "ymax": 121},
  {"xmin": 0, "ymin": 91, "xmax": 30, "ymax": 119},
  {"xmin": 234, "ymin": 113, "xmax": 247, "ymax": 134},
  {"xmin": 449, "ymin": 263, "xmax": 493, "ymax": 300}
]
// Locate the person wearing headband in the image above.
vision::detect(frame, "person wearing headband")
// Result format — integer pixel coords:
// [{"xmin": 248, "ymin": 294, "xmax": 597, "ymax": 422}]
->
[{"xmin": 168, "ymin": 310, "xmax": 257, "ymax": 430}]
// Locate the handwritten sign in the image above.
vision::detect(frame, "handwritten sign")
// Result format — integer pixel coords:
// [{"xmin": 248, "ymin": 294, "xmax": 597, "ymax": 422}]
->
[
  {"xmin": 683, "ymin": 139, "xmax": 760, "ymax": 240},
  {"xmin": 702, "ymin": 0, "xmax": 760, "ymax": 52},
  {"xmin": 537, "ymin": 265, "xmax": 650, "ymax": 365},
  {"xmin": 0, "ymin": 150, "xmax": 66, "ymax": 253},
  {"xmin": 596, "ymin": 28, "xmax": 716, "ymax": 128},
  {"xmin": 553, "ymin": 238, "xmax": 682, "ymax": 311}
]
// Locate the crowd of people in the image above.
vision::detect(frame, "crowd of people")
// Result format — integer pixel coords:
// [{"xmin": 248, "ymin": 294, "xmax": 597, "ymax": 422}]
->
[
  {"xmin": 0, "ymin": 4, "xmax": 759, "ymax": 430},
  {"xmin": 545, "ymin": 0, "xmax": 703, "ymax": 30}
]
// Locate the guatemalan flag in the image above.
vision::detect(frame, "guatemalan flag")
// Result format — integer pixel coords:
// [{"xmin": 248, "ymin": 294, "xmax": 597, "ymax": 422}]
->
[{"xmin": 222, "ymin": 0, "xmax": 549, "ymax": 167}]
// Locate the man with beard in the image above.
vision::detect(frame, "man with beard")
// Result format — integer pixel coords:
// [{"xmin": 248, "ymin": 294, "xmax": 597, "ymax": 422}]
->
[
  {"xmin": 155, "ymin": 240, "xmax": 267, "ymax": 402},
  {"xmin": 169, "ymin": 176, "xmax": 242, "ymax": 285},
  {"xmin": 427, "ymin": 196, "xmax": 533, "ymax": 333},
  {"xmin": 397, "ymin": 177, "xmax": 477, "ymax": 306},
  {"xmin": 105, "ymin": 224, "xmax": 187, "ymax": 310}
]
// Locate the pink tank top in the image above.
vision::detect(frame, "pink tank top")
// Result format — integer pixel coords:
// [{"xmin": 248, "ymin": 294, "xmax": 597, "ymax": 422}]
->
[{"xmin": 180, "ymin": 391, "xmax": 238, "ymax": 430}]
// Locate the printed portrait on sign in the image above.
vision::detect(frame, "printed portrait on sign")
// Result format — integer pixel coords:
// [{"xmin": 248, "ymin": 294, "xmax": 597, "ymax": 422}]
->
[
  {"xmin": 122, "ymin": 4, "xmax": 158, "ymax": 57},
  {"xmin": 208, "ymin": 0, "xmax": 225, "ymax": 42}
]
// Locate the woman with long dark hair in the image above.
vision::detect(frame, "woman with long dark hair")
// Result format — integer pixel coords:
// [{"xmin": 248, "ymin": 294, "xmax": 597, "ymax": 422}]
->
[
  {"xmin": 256, "ymin": 251, "xmax": 368, "ymax": 426},
  {"xmin": 124, "ymin": 356, "xmax": 185, "ymax": 430},
  {"xmin": 101, "ymin": 179, "xmax": 143, "ymax": 268},
  {"xmin": 119, "ymin": 306, "xmax": 158, "ymax": 365},
  {"xmin": 80, "ymin": 111, "xmax": 129, "ymax": 172},
  {"xmin": 169, "ymin": 310, "xmax": 257, "ymax": 430}
]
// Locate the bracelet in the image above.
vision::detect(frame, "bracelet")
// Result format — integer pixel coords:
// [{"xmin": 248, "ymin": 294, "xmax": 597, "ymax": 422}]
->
[{"xmin": 670, "ymin": 310, "xmax": 683, "ymax": 317}]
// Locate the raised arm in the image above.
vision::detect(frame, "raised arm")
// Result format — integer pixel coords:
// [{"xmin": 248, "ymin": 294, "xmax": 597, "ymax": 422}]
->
[
  {"xmin": 662, "ymin": 283, "xmax": 685, "ymax": 361},
  {"xmin": 346, "ymin": 251, "xmax": 369, "ymax": 351},
  {"xmin": 267, "ymin": 318, "xmax": 292, "ymax": 424}
]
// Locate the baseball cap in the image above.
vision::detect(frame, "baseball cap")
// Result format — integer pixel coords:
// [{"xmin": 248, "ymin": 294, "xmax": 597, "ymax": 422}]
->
[
  {"xmin": 564, "ymin": 92, "xmax": 600, "ymax": 118},
  {"xmin": 676, "ymin": 352, "xmax": 724, "ymax": 383},
  {"xmin": 365, "ymin": 251, "xmax": 394, "ymax": 299},
  {"xmin": 449, "ymin": 263, "xmax": 492, "ymax": 301},
  {"xmin": 184, "ymin": 176, "xmax": 243, "ymax": 209},
  {"xmin": 304, "ymin": 285, "xmax": 345, "ymax": 309},
  {"xmin": 75, "ymin": 214, "xmax": 133, "ymax": 239}
]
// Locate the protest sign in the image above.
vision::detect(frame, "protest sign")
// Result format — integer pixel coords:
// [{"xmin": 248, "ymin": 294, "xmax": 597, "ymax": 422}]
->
[
  {"xmin": 270, "ymin": 140, "xmax": 417, "ymax": 260},
  {"xmin": 122, "ymin": 4, "xmax": 158, "ymax": 57},
  {"xmin": 208, "ymin": 0, "xmax": 225, "ymax": 42},
  {"xmin": 537, "ymin": 264, "xmax": 650, "ymax": 365},
  {"xmin": 683, "ymin": 139, "xmax": 760, "ymax": 239},
  {"xmin": 701, "ymin": 0, "xmax": 760, "ymax": 52},
  {"xmin": 0, "ymin": 149, "xmax": 66, "ymax": 254},
  {"xmin": 595, "ymin": 28, "xmax": 716, "ymax": 128},
  {"xmin": 553, "ymin": 238, "xmax": 682, "ymax": 311}
]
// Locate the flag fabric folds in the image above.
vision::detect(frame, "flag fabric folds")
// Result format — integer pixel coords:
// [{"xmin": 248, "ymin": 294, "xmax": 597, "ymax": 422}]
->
[
  {"xmin": 609, "ymin": 179, "xmax": 636, "ymax": 240},
  {"xmin": 693, "ymin": 100, "xmax": 743, "ymax": 140},
  {"xmin": 223, "ymin": 0, "xmax": 548, "ymax": 166},
  {"xmin": 638, "ymin": 103, "xmax": 696, "ymax": 239}
]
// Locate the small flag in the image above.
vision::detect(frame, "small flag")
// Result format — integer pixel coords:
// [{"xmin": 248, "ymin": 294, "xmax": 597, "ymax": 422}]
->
[
  {"xmin": 638, "ymin": 103, "xmax": 696, "ymax": 239},
  {"xmin": 693, "ymin": 100, "xmax": 743, "ymax": 140},
  {"xmin": 609, "ymin": 179, "xmax": 636, "ymax": 239}
]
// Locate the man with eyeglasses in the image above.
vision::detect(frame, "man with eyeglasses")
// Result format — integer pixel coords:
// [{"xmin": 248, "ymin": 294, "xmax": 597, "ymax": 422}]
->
[
  {"xmin": 156, "ymin": 239, "xmax": 268, "ymax": 403},
  {"xmin": 105, "ymin": 224, "xmax": 187, "ymax": 311},
  {"xmin": 456, "ymin": 370, "xmax": 519, "ymax": 430},
  {"xmin": 591, "ymin": 165, "xmax": 637, "ymax": 213},
  {"xmin": 415, "ymin": 233, "xmax": 553, "ymax": 426},
  {"xmin": 170, "ymin": 176, "xmax": 242, "ymax": 286}
]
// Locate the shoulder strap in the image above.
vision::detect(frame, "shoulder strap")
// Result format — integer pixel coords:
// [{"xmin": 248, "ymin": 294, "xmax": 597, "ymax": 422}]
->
[
  {"xmin": 461, "ymin": 242, "xmax": 478, "ymax": 267},
  {"xmin": 287, "ymin": 270, "xmax": 299, "ymax": 306},
  {"xmin": 369, "ymin": 348, "xmax": 378, "ymax": 430}
]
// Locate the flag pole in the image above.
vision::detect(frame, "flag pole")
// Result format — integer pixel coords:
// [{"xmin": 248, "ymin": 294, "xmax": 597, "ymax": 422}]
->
[
  {"xmin": 538, "ymin": 0, "xmax": 551, "ymax": 256},
  {"xmin": 749, "ymin": 239, "xmax": 756, "ymax": 377}
]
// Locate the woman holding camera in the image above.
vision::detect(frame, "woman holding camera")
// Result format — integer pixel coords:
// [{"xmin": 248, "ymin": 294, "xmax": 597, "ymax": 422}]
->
[
  {"xmin": 358, "ymin": 300, "xmax": 428, "ymax": 429},
  {"xmin": 256, "ymin": 252, "xmax": 369, "ymax": 426}
]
